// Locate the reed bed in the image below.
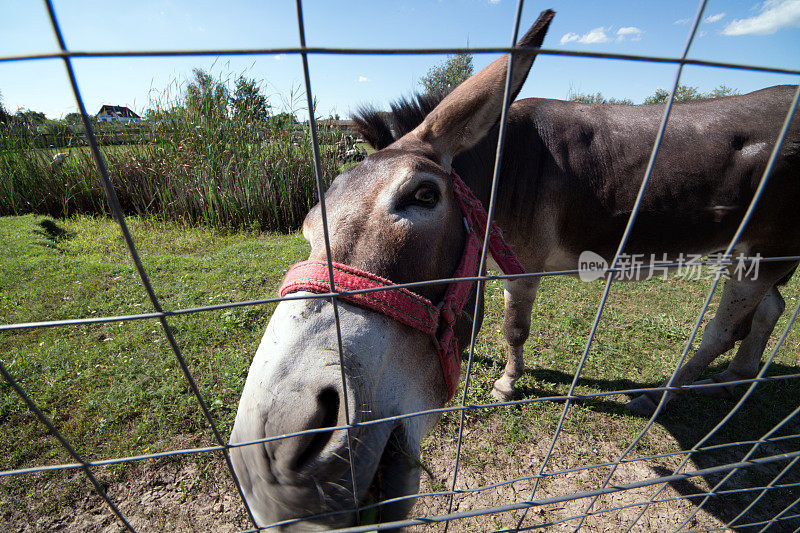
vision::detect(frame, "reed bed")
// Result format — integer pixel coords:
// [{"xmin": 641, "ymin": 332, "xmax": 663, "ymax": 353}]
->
[{"xmin": 0, "ymin": 76, "xmax": 348, "ymax": 232}]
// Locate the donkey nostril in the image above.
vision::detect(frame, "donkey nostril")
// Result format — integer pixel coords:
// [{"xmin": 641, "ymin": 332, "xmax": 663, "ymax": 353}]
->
[
  {"xmin": 293, "ymin": 387, "xmax": 341, "ymax": 471},
  {"xmin": 266, "ymin": 384, "xmax": 349, "ymax": 479}
]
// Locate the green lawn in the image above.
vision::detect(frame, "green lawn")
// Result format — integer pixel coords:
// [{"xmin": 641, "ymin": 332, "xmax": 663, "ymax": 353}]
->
[
  {"xmin": 0, "ymin": 215, "xmax": 308, "ymax": 511},
  {"xmin": 1, "ymin": 214, "xmax": 798, "ymax": 528}
]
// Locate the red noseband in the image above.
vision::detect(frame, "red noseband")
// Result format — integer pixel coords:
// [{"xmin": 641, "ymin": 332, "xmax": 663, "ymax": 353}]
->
[{"xmin": 279, "ymin": 171, "xmax": 524, "ymax": 401}]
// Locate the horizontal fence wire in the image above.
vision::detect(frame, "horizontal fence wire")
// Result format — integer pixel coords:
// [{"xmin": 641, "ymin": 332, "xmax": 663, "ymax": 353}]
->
[
  {"xmin": 4, "ymin": 254, "xmax": 799, "ymax": 332},
  {"xmin": 323, "ymin": 451, "xmax": 800, "ymax": 533},
  {"xmin": 2, "ymin": 378, "xmax": 799, "ymax": 478},
  {"xmin": 2, "ymin": 47, "xmax": 800, "ymax": 77},
  {"xmin": 1, "ymin": 0, "xmax": 799, "ymax": 531}
]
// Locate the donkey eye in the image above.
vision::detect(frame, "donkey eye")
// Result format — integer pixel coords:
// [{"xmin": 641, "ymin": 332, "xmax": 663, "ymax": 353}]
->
[{"xmin": 413, "ymin": 185, "xmax": 439, "ymax": 207}]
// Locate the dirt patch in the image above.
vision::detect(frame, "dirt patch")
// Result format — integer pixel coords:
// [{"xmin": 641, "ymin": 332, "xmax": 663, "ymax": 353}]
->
[
  {"xmin": 408, "ymin": 415, "xmax": 800, "ymax": 532},
  {"xmin": 0, "ymin": 454, "xmax": 250, "ymax": 532},
  {"xmin": 2, "ymin": 424, "xmax": 797, "ymax": 532},
  {"xmin": 409, "ymin": 424, "xmax": 725, "ymax": 532}
]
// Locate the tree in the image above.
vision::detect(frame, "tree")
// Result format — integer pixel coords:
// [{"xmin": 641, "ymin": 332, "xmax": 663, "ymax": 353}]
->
[
  {"xmin": 268, "ymin": 112, "xmax": 298, "ymax": 130},
  {"xmin": 0, "ymin": 90, "xmax": 10, "ymax": 125},
  {"xmin": 41, "ymin": 119, "xmax": 72, "ymax": 136},
  {"xmin": 185, "ymin": 68, "xmax": 230, "ymax": 121},
  {"xmin": 419, "ymin": 52, "xmax": 474, "ymax": 96},
  {"xmin": 643, "ymin": 84, "xmax": 740, "ymax": 104},
  {"xmin": 707, "ymin": 84, "xmax": 740, "ymax": 99},
  {"xmin": 231, "ymin": 76, "xmax": 270, "ymax": 122},
  {"xmin": 64, "ymin": 112, "xmax": 84, "ymax": 125},
  {"xmin": 13, "ymin": 109, "xmax": 47, "ymax": 129},
  {"xmin": 567, "ymin": 90, "xmax": 633, "ymax": 105}
]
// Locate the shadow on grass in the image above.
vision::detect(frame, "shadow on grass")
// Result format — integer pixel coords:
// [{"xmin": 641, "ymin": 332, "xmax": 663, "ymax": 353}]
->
[
  {"xmin": 651, "ymin": 369, "xmax": 800, "ymax": 533},
  {"xmin": 33, "ymin": 218, "xmax": 76, "ymax": 251},
  {"xmin": 476, "ymin": 353, "xmax": 800, "ymax": 532}
]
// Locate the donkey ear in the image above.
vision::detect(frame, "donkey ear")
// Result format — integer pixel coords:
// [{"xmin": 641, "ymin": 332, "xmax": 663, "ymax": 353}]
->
[{"xmin": 404, "ymin": 9, "xmax": 555, "ymax": 167}]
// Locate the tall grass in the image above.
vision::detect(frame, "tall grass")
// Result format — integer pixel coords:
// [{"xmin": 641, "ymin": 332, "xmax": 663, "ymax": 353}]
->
[{"xmin": 0, "ymin": 74, "xmax": 349, "ymax": 232}]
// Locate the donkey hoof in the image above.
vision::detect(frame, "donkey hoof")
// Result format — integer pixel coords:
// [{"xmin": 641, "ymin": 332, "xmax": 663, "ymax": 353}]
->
[
  {"xmin": 491, "ymin": 386, "xmax": 515, "ymax": 402},
  {"xmin": 692, "ymin": 378, "xmax": 735, "ymax": 399},
  {"xmin": 491, "ymin": 375, "xmax": 518, "ymax": 402},
  {"xmin": 491, "ymin": 383, "xmax": 516, "ymax": 402},
  {"xmin": 625, "ymin": 394, "xmax": 659, "ymax": 417}
]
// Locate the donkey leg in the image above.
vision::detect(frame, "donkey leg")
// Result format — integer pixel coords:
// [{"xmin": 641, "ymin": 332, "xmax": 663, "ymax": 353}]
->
[
  {"xmin": 694, "ymin": 285, "xmax": 785, "ymax": 398},
  {"xmin": 492, "ymin": 277, "xmax": 540, "ymax": 401},
  {"xmin": 626, "ymin": 275, "xmax": 772, "ymax": 417}
]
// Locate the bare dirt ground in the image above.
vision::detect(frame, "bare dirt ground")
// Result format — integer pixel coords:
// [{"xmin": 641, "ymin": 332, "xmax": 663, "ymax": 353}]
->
[
  {"xmin": 408, "ymin": 417, "xmax": 800, "ymax": 532},
  {"xmin": 412, "ymin": 430, "xmax": 721, "ymax": 532},
  {"xmin": 1, "ymin": 459, "xmax": 249, "ymax": 532},
  {"xmin": 2, "ymin": 423, "xmax": 797, "ymax": 532}
]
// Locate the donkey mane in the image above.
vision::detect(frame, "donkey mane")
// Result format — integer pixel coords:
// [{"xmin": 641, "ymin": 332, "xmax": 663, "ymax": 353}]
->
[
  {"xmin": 351, "ymin": 89, "xmax": 527, "ymax": 217},
  {"xmin": 352, "ymin": 91, "xmax": 448, "ymax": 150}
]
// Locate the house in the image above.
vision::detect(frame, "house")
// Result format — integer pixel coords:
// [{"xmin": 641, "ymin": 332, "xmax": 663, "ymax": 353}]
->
[
  {"xmin": 317, "ymin": 118, "xmax": 355, "ymax": 131},
  {"xmin": 318, "ymin": 118, "xmax": 365, "ymax": 142},
  {"xmin": 96, "ymin": 105, "xmax": 142, "ymax": 124}
]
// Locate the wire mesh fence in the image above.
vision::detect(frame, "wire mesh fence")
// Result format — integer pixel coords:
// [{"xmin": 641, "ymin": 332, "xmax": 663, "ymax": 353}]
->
[{"xmin": 1, "ymin": 0, "xmax": 799, "ymax": 531}]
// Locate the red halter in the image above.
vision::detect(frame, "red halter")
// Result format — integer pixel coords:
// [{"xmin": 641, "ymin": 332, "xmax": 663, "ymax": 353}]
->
[{"xmin": 279, "ymin": 171, "xmax": 524, "ymax": 401}]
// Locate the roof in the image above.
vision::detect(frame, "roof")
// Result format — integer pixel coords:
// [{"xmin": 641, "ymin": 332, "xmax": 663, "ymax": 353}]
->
[
  {"xmin": 96, "ymin": 105, "xmax": 141, "ymax": 119},
  {"xmin": 318, "ymin": 119, "xmax": 355, "ymax": 129}
]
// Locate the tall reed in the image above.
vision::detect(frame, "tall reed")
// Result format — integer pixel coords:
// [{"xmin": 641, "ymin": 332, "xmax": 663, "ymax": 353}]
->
[{"xmin": 0, "ymin": 74, "xmax": 349, "ymax": 232}]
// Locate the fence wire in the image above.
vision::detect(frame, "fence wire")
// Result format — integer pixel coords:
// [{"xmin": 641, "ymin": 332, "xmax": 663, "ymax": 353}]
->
[{"xmin": 1, "ymin": 0, "xmax": 799, "ymax": 531}]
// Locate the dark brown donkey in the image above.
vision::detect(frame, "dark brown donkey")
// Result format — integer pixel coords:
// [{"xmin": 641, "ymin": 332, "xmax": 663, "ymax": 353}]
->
[
  {"xmin": 354, "ymin": 81, "xmax": 800, "ymax": 418},
  {"xmin": 231, "ymin": 9, "xmax": 799, "ymax": 529}
]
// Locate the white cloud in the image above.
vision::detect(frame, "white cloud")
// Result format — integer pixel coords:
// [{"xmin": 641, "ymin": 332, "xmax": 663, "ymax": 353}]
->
[
  {"xmin": 560, "ymin": 27, "xmax": 611, "ymax": 45},
  {"xmin": 580, "ymin": 27, "xmax": 611, "ymax": 43},
  {"xmin": 674, "ymin": 17, "xmax": 692, "ymax": 25},
  {"xmin": 617, "ymin": 26, "xmax": 643, "ymax": 41},
  {"xmin": 560, "ymin": 32, "xmax": 580, "ymax": 44},
  {"xmin": 705, "ymin": 12, "xmax": 726, "ymax": 23},
  {"xmin": 723, "ymin": 0, "xmax": 800, "ymax": 35},
  {"xmin": 358, "ymin": 76, "xmax": 370, "ymax": 83},
  {"xmin": 563, "ymin": 26, "xmax": 643, "ymax": 45},
  {"xmin": 488, "ymin": 0, "xmax": 501, "ymax": 4}
]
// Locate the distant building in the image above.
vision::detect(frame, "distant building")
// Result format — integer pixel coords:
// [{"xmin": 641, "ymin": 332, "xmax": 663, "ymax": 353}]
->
[
  {"xmin": 318, "ymin": 118, "xmax": 355, "ymax": 130},
  {"xmin": 96, "ymin": 105, "xmax": 142, "ymax": 124}
]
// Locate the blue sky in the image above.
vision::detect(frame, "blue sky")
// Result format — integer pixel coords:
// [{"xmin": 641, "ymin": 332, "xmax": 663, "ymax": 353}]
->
[{"xmin": 1, "ymin": 0, "xmax": 799, "ymax": 120}]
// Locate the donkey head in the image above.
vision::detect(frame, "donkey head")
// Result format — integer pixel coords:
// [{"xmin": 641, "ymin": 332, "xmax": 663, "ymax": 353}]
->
[{"xmin": 230, "ymin": 10, "xmax": 554, "ymax": 529}]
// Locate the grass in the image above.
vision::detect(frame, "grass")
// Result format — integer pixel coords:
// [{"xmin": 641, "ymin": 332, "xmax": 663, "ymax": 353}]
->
[
  {"xmin": 0, "ymin": 215, "xmax": 308, "ymax": 481},
  {"xmin": 442, "ymin": 271, "xmax": 799, "ymax": 441},
  {"xmin": 1, "ymin": 214, "xmax": 798, "ymax": 526}
]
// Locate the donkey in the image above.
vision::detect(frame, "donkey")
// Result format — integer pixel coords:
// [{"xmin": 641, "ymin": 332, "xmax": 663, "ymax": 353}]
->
[
  {"xmin": 231, "ymin": 9, "xmax": 799, "ymax": 528},
  {"xmin": 353, "ymin": 84, "xmax": 800, "ymax": 418}
]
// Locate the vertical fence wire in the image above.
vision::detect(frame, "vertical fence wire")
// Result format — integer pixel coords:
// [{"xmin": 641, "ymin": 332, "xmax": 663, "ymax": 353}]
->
[
  {"xmin": 758, "ymin": 495, "xmax": 800, "ymax": 533},
  {"xmin": 1, "ymin": 0, "xmax": 799, "ymax": 531},
  {"xmin": 725, "ymin": 453, "xmax": 800, "ymax": 529},
  {"xmin": 516, "ymin": 1, "xmax": 710, "ymax": 529},
  {"xmin": 585, "ymin": 70, "xmax": 800, "ymax": 533},
  {"xmin": 293, "ymin": 0, "xmax": 362, "ymax": 518},
  {"xmin": 31, "ymin": 0, "xmax": 260, "ymax": 528},
  {"xmin": 674, "ymin": 373, "xmax": 800, "ymax": 529},
  {"xmin": 445, "ymin": 0, "xmax": 526, "ymax": 528},
  {"xmin": 622, "ymin": 82, "xmax": 800, "ymax": 533},
  {"xmin": 0, "ymin": 360, "xmax": 136, "ymax": 531}
]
